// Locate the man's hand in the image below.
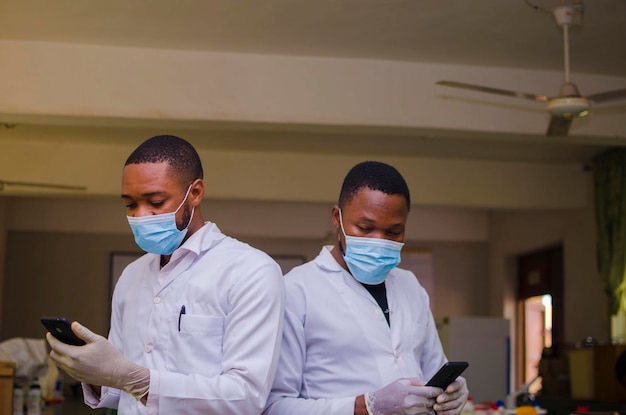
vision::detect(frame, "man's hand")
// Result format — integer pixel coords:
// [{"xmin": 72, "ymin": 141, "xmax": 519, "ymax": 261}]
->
[
  {"xmin": 46, "ymin": 321, "xmax": 150, "ymax": 402},
  {"xmin": 433, "ymin": 376, "xmax": 469, "ymax": 415},
  {"xmin": 364, "ymin": 378, "xmax": 443, "ymax": 415}
]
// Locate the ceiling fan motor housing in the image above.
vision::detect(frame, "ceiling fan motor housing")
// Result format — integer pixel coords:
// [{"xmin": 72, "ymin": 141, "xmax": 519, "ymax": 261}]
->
[{"xmin": 547, "ymin": 96, "xmax": 590, "ymax": 119}]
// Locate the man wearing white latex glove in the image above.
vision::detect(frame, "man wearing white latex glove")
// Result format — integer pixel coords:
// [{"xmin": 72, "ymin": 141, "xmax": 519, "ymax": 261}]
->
[
  {"xmin": 364, "ymin": 378, "xmax": 442, "ymax": 415},
  {"xmin": 47, "ymin": 321, "xmax": 150, "ymax": 403},
  {"xmin": 44, "ymin": 136, "xmax": 285, "ymax": 415},
  {"xmin": 432, "ymin": 376, "xmax": 469, "ymax": 415},
  {"xmin": 263, "ymin": 161, "xmax": 469, "ymax": 415}
]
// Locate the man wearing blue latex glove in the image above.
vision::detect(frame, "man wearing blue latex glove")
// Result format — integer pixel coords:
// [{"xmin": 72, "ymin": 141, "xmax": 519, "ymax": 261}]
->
[
  {"xmin": 263, "ymin": 161, "xmax": 468, "ymax": 415},
  {"xmin": 46, "ymin": 135, "xmax": 285, "ymax": 415}
]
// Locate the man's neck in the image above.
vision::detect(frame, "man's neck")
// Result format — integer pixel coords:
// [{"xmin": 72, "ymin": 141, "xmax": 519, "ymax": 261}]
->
[{"xmin": 160, "ymin": 254, "xmax": 171, "ymax": 267}]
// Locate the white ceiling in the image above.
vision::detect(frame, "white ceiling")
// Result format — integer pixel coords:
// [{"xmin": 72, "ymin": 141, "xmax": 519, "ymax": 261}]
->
[{"xmin": 0, "ymin": 0, "xmax": 625, "ymax": 164}]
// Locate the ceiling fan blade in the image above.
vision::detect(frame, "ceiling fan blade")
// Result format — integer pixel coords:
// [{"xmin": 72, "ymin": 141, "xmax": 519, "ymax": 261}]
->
[
  {"xmin": 546, "ymin": 116, "xmax": 572, "ymax": 137},
  {"xmin": 586, "ymin": 88, "xmax": 626, "ymax": 104},
  {"xmin": 436, "ymin": 80, "xmax": 549, "ymax": 103},
  {"xmin": 0, "ymin": 180, "xmax": 87, "ymax": 191}
]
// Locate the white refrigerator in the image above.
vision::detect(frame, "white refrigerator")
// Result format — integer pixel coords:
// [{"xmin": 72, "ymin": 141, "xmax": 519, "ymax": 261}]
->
[{"xmin": 437, "ymin": 316, "xmax": 511, "ymax": 404}]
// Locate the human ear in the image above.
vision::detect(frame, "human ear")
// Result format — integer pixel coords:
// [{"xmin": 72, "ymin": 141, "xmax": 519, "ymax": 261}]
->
[
  {"xmin": 189, "ymin": 179, "xmax": 204, "ymax": 205},
  {"xmin": 331, "ymin": 205, "xmax": 341, "ymax": 230}
]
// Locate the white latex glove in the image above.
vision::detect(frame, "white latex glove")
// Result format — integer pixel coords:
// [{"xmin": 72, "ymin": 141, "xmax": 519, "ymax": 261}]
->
[
  {"xmin": 433, "ymin": 376, "xmax": 469, "ymax": 415},
  {"xmin": 365, "ymin": 378, "xmax": 443, "ymax": 415},
  {"xmin": 46, "ymin": 321, "xmax": 150, "ymax": 401}
]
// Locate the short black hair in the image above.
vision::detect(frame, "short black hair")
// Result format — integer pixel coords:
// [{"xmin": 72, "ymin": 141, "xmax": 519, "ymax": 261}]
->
[
  {"xmin": 338, "ymin": 161, "xmax": 410, "ymax": 210},
  {"xmin": 125, "ymin": 135, "xmax": 204, "ymax": 185}
]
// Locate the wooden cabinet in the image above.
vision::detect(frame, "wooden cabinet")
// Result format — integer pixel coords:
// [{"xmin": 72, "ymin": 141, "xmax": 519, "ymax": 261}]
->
[
  {"xmin": 594, "ymin": 344, "xmax": 626, "ymax": 402},
  {"xmin": 0, "ymin": 361, "xmax": 15, "ymax": 415},
  {"xmin": 568, "ymin": 344, "xmax": 626, "ymax": 402}
]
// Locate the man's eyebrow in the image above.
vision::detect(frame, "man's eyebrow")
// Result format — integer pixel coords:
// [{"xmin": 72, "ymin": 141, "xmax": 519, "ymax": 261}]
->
[
  {"xmin": 121, "ymin": 191, "xmax": 167, "ymax": 199},
  {"xmin": 355, "ymin": 217, "xmax": 404, "ymax": 228}
]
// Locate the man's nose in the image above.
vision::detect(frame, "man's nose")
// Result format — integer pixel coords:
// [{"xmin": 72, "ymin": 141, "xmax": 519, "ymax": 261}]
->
[{"xmin": 133, "ymin": 205, "xmax": 154, "ymax": 217}]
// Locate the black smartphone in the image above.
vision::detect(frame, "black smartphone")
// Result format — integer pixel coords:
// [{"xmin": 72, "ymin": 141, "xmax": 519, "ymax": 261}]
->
[
  {"xmin": 40, "ymin": 317, "xmax": 86, "ymax": 346},
  {"xmin": 425, "ymin": 361, "xmax": 469, "ymax": 389}
]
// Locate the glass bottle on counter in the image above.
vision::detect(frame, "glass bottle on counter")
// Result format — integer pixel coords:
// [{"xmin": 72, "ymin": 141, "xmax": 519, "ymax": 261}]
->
[
  {"xmin": 13, "ymin": 383, "xmax": 24, "ymax": 415},
  {"xmin": 26, "ymin": 378, "xmax": 42, "ymax": 415}
]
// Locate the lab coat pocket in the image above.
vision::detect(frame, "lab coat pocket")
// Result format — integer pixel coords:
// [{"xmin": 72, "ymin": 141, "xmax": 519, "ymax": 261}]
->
[
  {"xmin": 170, "ymin": 314, "xmax": 224, "ymax": 376},
  {"xmin": 179, "ymin": 314, "xmax": 223, "ymax": 335}
]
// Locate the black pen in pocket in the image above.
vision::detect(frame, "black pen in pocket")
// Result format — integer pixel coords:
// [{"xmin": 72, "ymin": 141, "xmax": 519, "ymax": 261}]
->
[{"xmin": 178, "ymin": 305, "xmax": 186, "ymax": 331}]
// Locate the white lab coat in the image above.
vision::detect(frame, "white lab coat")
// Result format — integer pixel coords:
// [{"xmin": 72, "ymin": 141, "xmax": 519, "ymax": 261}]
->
[
  {"xmin": 84, "ymin": 222, "xmax": 285, "ymax": 415},
  {"xmin": 264, "ymin": 246, "xmax": 447, "ymax": 415}
]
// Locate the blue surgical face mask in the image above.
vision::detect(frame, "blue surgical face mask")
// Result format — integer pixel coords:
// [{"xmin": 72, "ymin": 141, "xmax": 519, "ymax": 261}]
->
[
  {"xmin": 338, "ymin": 209, "xmax": 404, "ymax": 285},
  {"xmin": 127, "ymin": 184, "xmax": 195, "ymax": 255}
]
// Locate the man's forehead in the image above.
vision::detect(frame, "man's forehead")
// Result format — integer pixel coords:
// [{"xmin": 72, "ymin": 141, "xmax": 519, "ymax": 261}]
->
[
  {"xmin": 121, "ymin": 162, "xmax": 180, "ymax": 191},
  {"xmin": 123, "ymin": 162, "xmax": 176, "ymax": 181},
  {"xmin": 342, "ymin": 190, "xmax": 408, "ymax": 219},
  {"xmin": 123, "ymin": 161, "xmax": 170, "ymax": 174},
  {"xmin": 345, "ymin": 188, "xmax": 405, "ymax": 206}
]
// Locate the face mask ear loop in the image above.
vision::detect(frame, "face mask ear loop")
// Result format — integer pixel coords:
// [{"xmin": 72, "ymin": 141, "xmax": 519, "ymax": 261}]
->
[
  {"xmin": 175, "ymin": 184, "xmax": 195, "ymax": 232},
  {"xmin": 338, "ymin": 208, "xmax": 349, "ymax": 238},
  {"xmin": 184, "ymin": 205, "xmax": 195, "ymax": 230},
  {"xmin": 338, "ymin": 208, "xmax": 349, "ymax": 256},
  {"xmin": 174, "ymin": 184, "xmax": 194, "ymax": 214}
]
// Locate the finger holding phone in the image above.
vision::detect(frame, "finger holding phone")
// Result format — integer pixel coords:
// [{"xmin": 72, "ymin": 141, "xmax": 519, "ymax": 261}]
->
[
  {"xmin": 432, "ymin": 376, "xmax": 469, "ymax": 415},
  {"xmin": 362, "ymin": 361, "xmax": 469, "ymax": 415},
  {"xmin": 41, "ymin": 317, "xmax": 86, "ymax": 346},
  {"xmin": 425, "ymin": 361, "xmax": 470, "ymax": 415},
  {"xmin": 43, "ymin": 318, "xmax": 150, "ymax": 403}
]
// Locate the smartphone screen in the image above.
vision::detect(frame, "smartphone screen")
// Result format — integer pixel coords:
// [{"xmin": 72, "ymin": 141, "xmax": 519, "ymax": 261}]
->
[
  {"xmin": 425, "ymin": 361, "xmax": 469, "ymax": 389},
  {"xmin": 41, "ymin": 317, "xmax": 86, "ymax": 346}
]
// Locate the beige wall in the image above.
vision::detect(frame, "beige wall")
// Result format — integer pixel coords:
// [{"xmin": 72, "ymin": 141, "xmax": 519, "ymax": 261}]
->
[
  {"xmin": 429, "ymin": 241, "xmax": 490, "ymax": 318},
  {"xmin": 488, "ymin": 204, "xmax": 607, "ymax": 344},
  {"xmin": 1, "ymin": 231, "xmax": 137, "ymax": 339},
  {"xmin": 0, "ymin": 192, "xmax": 606, "ymax": 346},
  {"xmin": 3, "ymin": 197, "xmax": 489, "ymax": 241},
  {"xmin": 487, "ymin": 176, "xmax": 607, "ymax": 386},
  {"xmin": 0, "ymin": 195, "xmax": 494, "ymax": 339},
  {"xmin": 0, "ymin": 132, "xmax": 590, "ymax": 210},
  {"xmin": 0, "ymin": 194, "xmax": 490, "ymax": 340}
]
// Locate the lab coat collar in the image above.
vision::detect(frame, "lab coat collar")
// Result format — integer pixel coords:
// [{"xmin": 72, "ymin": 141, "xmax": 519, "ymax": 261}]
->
[
  {"xmin": 172, "ymin": 221, "xmax": 226, "ymax": 258},
  {"xmin": 315, "ymin": 245, "xmax": 394, "ymax": 308},
  {"xmin": 147, "ymin": 222, "xmax": 226, "ymax": 292},
  {"xmin": 315, "ymin": 246, "xmax": 344, "ymax": 273}
]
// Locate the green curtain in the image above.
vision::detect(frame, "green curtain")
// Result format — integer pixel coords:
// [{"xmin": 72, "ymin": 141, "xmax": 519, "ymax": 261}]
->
[{"xmin": 594, "ymin": 147, "xmax": 626, "ymax": 314}]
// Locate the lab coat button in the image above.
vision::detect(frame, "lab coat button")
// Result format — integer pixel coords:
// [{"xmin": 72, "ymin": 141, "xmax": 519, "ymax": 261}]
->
[
  {"xmin": 144, "ymin": 344, "xmax": 153, "ymax": 353},
  {"xmin": 393, "ymin": 350, "xmax": 399, "ymax": 358},
  {"xmin": 153, "ymin": 297, "xmax": 161, "ymax": 304}
]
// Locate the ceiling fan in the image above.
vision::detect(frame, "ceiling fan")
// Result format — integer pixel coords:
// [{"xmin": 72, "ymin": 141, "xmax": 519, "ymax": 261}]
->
[
  {"xmin": 0, "ymin": 180, "xmax": 86, "ymax": 192},
  {"xmin": 436, "ymin": 3, "xmax": 626, "ymax": 136}
]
